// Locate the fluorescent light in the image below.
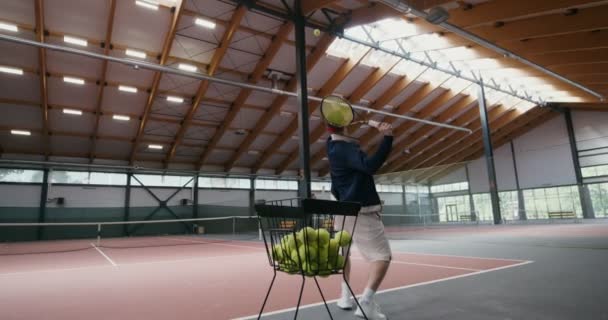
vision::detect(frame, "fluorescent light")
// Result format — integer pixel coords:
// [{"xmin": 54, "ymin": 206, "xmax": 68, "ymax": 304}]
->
[
  {"xmin": 178, "ymin": 63, "xmax": 197, "ymax": 72},
  {"xmin": 166, "ymin": 96, "xmax": 184, "ymax": 103},
  {"xmin": 291, "ymin": 135, "xmax": 298, "ymax": 140},
  {"xmin": 195, "ymin": 17, "xmax": 216, "ymax": 29},
  {"xmin": 63, "ymin": 76, "xmax": 85, "ymax": 85},
  {"xmin": 118, "ymin": 85, "xmax": 137, "ymax": 93},
  {"xmin": 248, "ymin": 150, "xmax": 260, "ymax": 155},
  {"xmin": 0, "ymin": 66, "xmax": 23, "ymax": 75},
  {"xmin": 62, "ymin": 108, "xmax": 82, "ymax": 116},
  {"xmin": 322, "ymin": 157, "xmax": 328, "ymax": 161},
  {"xmin": 113, "ymin": 114, "xmax": 130, "ymax": 121},
  {"xmin": 0, "ymin": 22, "xmax": 18, "ymax": 32},
  {"xmin": 11, "ymin": 130, "xmax": 31, "ymax": 136},
  {"xmin": 148, "ymin": 144, "xmax": 163, "ymax": 150},
  {"xmin": 63, "ymin": 35, "xmax": 88, "ymax": 47},
  {"xmin": 135, "ymin": 0, "xmax": 158, "ymax": 10},
  {"xmin": 280, "ymin": 111, "xmax": 292, "ymax": 117},
  {"xmin": 310, "ymin": 115, "xmax": 320, "ymax": 121},
  {"xmin": 125, "ymin": 49, "xmax": 147, "ymax": 59}
]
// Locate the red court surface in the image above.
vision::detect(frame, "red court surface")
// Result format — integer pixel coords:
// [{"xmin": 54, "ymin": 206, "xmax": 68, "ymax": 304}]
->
[{"xmin": 0, "ymin": 236, "xmax": 531, "ymax": 320}]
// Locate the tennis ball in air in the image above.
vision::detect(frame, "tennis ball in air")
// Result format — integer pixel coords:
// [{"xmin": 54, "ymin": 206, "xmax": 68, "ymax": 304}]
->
[
  {"xmin": 333, "ymin": 230, "xmax": 352, "ymax": 247},
  {"xmin": 317, "ymin": 228, "xmax": 330, "ymax": 246},
  {"xmin": 299, "ymin": 244, "xmax": 318, "ymax": 262},
  {"xmin": 313, "ymin": 29, "xmax": 321, "ymax": 37}
]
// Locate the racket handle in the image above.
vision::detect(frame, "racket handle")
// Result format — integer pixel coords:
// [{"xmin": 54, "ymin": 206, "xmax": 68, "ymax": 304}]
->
[{"xmin": 368, "ymin": 120, "xmax": 380, "ymax": 128}]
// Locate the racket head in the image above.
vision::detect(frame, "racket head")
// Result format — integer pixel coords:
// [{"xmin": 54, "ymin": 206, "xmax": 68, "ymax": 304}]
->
[{"xmin": 320, "ymin": 95, "xmax": 355, "ymax": 128}]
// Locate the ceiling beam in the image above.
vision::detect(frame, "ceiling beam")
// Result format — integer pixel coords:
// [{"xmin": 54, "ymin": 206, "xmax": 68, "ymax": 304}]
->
[
  {"xmin": 302, "ymin": 0, "xmax": 337, "ymax": 14},
  {"xmin": 448, "ymin": 0, "xmax": 607, "ymax": 28},
  {"xmin": 219, "ymin": 34, "xmax": 336, "ymax": 172},
  {"xmin": 34, "ymin": 0, "xmax": 49, "ymax": 160},
  {"xmin": 397, "ymin": 104, "xmax": 539, "ymax": 174},
  {"xmin": 250, "ymin": 49, "xmax": 370, "ymax": 173},
  {"xmin": 165, "ymin": 5, "xmax": 248, "ymax": 167},
  {"xmin": 506, "ymin": 30, "xmax": 608, "ymax": 55},
  {"xmin": 89, "ymin": 0, "xmax": 117, "ymax": 163},
  {"xmin": 420, "ymin": 109, "xmax": 557, "ymax": 181},
  {"xmin": 382, "ymin": 99, "xmax": 517, "ymax": 173},
  {"xmin": 276, "ymin": 62, "xmax": 398, "ymax": 174},
  {"xmin": 187, "ymin": 21, "xmax": 292, "ymax": 169},
  {"xmin": 129, "ymin": 2, "xmax": 185, "ymax": 165}
]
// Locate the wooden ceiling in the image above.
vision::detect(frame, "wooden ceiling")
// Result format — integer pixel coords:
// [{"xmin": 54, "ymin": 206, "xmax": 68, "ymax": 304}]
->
[{"xmin": 0, "ymin": 0, "xmax": 606, "ymax": 178}]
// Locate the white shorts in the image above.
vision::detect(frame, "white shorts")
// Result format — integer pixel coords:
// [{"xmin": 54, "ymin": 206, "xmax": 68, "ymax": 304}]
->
[{"xmin": 337, "ymin": 212, "xmax": 392, "ymax": 262}]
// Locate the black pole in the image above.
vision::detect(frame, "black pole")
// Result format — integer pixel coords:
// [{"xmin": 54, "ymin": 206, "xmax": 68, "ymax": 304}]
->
[
  {"xmin": 294, "ymin": 0, "xmax": 312, "ymax": 199},
  {"xmin": 477, "ymin": 79, "xmax": 502, "ymax": 224},
  {"xmin": 249, "ymin": 177, "xmax": 256, "ymax": 216},
  {"xmin": 124, "ymin": 172, "xmax": 132, "ymax": 236},
  {"xmin": 564, "ymin": 110, "xmax": 594, "ymax": 219},
  {"xmin": 464, "ymin": 164, "xmax": 476, "ymax": 221},
  {"xmin": 193, "ymin": 174, "xmax": 199, "ymax": 219},
  {"xmin": 37, "ymin": 169, "xmax": 49, "ymax": 240},
  {"xmin": 510, "ymin": 141, "xmax": 527, "ymax": 220}
]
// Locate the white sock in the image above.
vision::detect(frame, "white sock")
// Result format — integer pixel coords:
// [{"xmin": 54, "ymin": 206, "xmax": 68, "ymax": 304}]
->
[
  {"xmin": 362, "ymin": 288, "xmax": 376, "ymax": 303},
  {"xmin": 341, "ymin": 281, "xmax": 352, "ymax": 299}
]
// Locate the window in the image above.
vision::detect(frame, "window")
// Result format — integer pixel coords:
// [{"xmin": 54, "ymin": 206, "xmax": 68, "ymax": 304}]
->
[
  {"xmin": 134, "ymin": 174, "xmax": 194, "ymax": 187},
  {"xmin": 255, "ymin": 179, "xmax": 298, "ymax": 190},
  {"xmin": 431, "ymin": 182, "xmax": 469, "ymax": 193},
  {"xmin": 51, "ymin": 171, "xmax": 127, "ymax": 185},
  {"xmin": 523, "ymin": 186, "xmax": 582, "ymax": 219},
  {"xmin": 376, "ymin": 184, "xmax": 403, "ymax": 193},
  {"xmin": 582, "ymin": 164, "xmax": 608, "ymax": 178},
  {"xmin": 437, "ymin": 195, "xmax": 471, "ymax": 222},
  {"xmin": 0, "ymin": 169, "xmax": 44, "ymax": 183},
  {"xmin": 589, "ymin": 183, "xmax": 608, "ymax": 218},
  {"xmin": 198, "ymin": 177, "xmax": 251, "ymax": 189},
  {"xmin": 311, "ymin": 181, "xmax": 331, "ymax": 191}
]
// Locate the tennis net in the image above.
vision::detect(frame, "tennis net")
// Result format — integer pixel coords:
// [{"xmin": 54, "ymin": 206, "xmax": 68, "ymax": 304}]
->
[{"xmin": 0, "ymin": 216, "xmax": 260, "ymax": 255}]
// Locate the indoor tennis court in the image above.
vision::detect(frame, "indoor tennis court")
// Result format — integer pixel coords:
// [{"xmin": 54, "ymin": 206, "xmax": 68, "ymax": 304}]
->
[{"xmin": 1, "ymin": 0, "xmax": 608, "ymax": 319}]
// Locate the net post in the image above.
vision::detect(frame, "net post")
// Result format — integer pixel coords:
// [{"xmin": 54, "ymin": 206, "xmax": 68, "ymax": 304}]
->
[
  {"xmin": 232, "ymin": 216, "xmax": 236, "ymax": 237},
  {"xmin": 97, "ymin": 224, "xmax": 101, "ymax": 246}
]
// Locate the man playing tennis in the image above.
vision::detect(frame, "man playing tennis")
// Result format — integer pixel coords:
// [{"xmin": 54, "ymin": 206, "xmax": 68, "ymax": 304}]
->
[{"xmin": 326, "ymin": 120, "xmax": 393, "ymax": 320}]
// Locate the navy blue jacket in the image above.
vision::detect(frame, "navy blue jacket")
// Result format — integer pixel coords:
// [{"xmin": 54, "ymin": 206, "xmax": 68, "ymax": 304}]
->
[{"xmin": 327, "ymin": 135, "xmax": 393, "ymax": 207}]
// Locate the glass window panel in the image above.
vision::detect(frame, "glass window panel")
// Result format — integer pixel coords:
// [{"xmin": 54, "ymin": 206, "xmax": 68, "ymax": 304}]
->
[
  {"xmin": 0, "ymin": 169, "xmax": 44, "ymax": 183},
  {"xmin": 52, "ymin": 171, "xmax": 90, "ymax": 184},
  {"xmin": 89, "ymin": 172, "xmax": 127, "ymax": 185}
]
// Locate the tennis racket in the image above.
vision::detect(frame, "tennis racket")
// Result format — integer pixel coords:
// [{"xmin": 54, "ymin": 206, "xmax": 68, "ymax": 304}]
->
[{"xmin": 320, "ymin": 95, "xmax": 380, "ymax": 128}]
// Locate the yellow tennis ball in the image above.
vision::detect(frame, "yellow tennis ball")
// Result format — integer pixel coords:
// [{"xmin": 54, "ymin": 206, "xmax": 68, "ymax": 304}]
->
[{"xmin": 313, "ymin": 29, "xmax": 321, "ymax": 37}]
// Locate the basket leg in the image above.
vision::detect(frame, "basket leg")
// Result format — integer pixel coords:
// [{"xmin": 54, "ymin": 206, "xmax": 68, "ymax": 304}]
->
[
  {"xmin": 313, "ymin": 276, "xmax": 333, "ymax": 320},
  {"xmin": 293, "ymin": 275, "xmax": 306, "ymax": 320},
  {"xmin": 257, "ymin": 271, "xmax": 277, "ymax": 320},
  {"xmin": 342, "ymin": 273, "xmax": 369, "ymax": 320}
]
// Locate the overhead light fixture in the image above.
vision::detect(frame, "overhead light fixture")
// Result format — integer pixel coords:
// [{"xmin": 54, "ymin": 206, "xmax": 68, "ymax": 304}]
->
[
  {"xmin": 248, "ymin": 150, "xmax": 260, "ymax": 155},
  {"xmin": 166, "ymin": 96, "xmax": 184, "ymax": 103},
  {"xmin": 125, "ymin": 49, "xmax": 147, "ymax": 59},
  {"xmin": 425, "ymin": 7, "xmax": 450, "ymax": 25},
  {"xmin": 310, "ymin": 115, "xmax": 320, "ymax": 121},
  {"xmin": 148, "ymin": 144, "xmax": 163, "ymax": 150},
  {"xmin": 322, "ymin": 157, "xmax": 328, "ymax": 161},
  {"xmin": 63, "ymin": 108, "xmax": 82, "ymax": 116},
  {"xmin": 118, "ymin": 85, "xmax": 137, "ymax": 93},
  {"xmin": 0, "ymin": 66, "xmax": 23, "ymax": 75},
  {"xmin": 0, "ymin": 22, "xmax": 18, "ymax": 32},
  {"xmin": 63, "ymin": 35, "xmax": 88, "ymax": 47},
  {"xmin": 11, "ymin": 129, "xmax": 31, "ymax": 136},
  {"xmin": 383, "ymin": 104, "xmax": 396, "ymax": 110},
  {"xmin": 195, "ymin": 17, "xmax": 216, "ymax": 29},
  {"xmin": 280, "ymin": 111, "xmax": 292, "ymax": 117},
  {"xmin": 135, "ymin": 0, "xmax": 159, "ymax": 10},
  {"xmin": 291, "ymin": 135, "xmax": 298, "ymax": 140},
  {"xmin": 112, "ymin": 114, "xmax": 130, "ymax": 121},
  {"xmin": 178, "ymin": 63, "xmax": 197, "ymax": 72},
  {"xmin": 63, "ymin": 76, "xmax": 85, "ymax": 85}
]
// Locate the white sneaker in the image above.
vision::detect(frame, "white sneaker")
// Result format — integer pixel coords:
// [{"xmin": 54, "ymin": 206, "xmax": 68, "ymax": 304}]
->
[
  {"xmin": 336, "ymin": 296, "xmax": 353, "ymax": 310},
  {"xmin": 355, "ymin": 300, "xmax": 387, "ymax": 320}
]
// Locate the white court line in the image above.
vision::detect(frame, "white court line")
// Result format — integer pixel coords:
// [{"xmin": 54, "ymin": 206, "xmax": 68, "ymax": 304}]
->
[
  {"xmin": 350, "ymin": 256, "xmax": 481, "ymax": 272},
  {"xmin": 90, "ymin": 243, "xmax": 117, "ymax": 267},
  {"xmin": 0, "ymin": 252, "xmax": 263, "ymax": 277},
  {"xmin": 164, "ymin": 236, "xmax": 264, "ymax": 250},
  {"xmin": 390, "ymin": 250, "xmax": 528, "ymax": 262},
  {"xmin": 233, "ymin": 260, "xmax": 534, "ymax": 320}
]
